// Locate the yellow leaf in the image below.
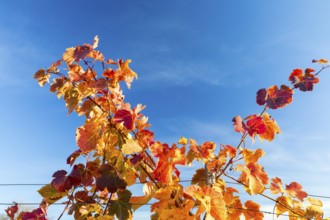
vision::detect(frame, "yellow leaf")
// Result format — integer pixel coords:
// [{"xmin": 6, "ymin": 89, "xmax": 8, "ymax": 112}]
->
[
  {"xmin": 37, "ymin": 184, "xmax": 66, "ymax": 205},
  {"xmin": 34, "ymin": 68, "xmax": 50, "ymax": 87},
  {"xmin": 275, "ymin": 196, "xmax": 293, "ymax": 216},
  {"xmin": 122, "ymin": 139, "xmax": 143, "ymax": 154},
  {"xmin": 241, "ymin": 148, "xmax": 265, "ymax": 164},
  {"xmin": 178, "ymin": 137, "xmax": 188, "ymax": 145}
]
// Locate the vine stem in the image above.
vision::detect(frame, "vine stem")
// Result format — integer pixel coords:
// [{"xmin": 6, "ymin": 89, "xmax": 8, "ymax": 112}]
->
[
  {"xmin": 223, "ymin": 174, "xmax": 304, "ymax": 218},
  {"xmin": 57, "ymin": 187, "xmax": 76, "ymax": 220},
  {"xmin": 103, "ymin": 193, "xmax": 113, "ymax": 216}
]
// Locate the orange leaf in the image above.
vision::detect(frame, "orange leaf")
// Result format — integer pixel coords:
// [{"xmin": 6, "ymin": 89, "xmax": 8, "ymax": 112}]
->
[
  {"xmin": 275, "ymin": 196, "xmax": 293, "ymax": 216},
  {"xmin": 184, "ymin": 185, "xmax": 227, "ymax": 220},
  {"xmin": 236, "ymin": 162, "xmax": 268, "ymax": 195},
  {"xmin": 285, "ymin": 182, "xmax": 307, "ymax": 201},
  {"xmin": 34, "ymin": 68, "xmax": 50, "ymax": 87},
  {"xmin": 76, "ymin": 122, "xmax": 102, "ymax": 153},
  {"xmin": 270, "ymin": 177, "xmax": 285, "ymax": 194},
  {"xmin": 241, "ymin": 148, "xmax": 265, "ymax": 164},
  {"xmin": 243, "ymin": 200, "xmax": 263, "ymax": 220},
  {"xmin": 258, "ymin": 113, "xmax": 280, "ymax": 142}
]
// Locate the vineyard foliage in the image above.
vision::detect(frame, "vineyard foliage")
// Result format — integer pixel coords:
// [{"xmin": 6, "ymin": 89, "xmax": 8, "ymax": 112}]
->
[{"xmin": 6, "ymin": 37, "xmax": 329, "ymax": 219}]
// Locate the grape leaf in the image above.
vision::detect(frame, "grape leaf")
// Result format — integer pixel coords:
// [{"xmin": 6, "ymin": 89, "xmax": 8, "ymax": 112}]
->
[
  {"xmin": 51, "ymin": 170, "xmax": 71, "ymax": 192},
  {"xmin": 96, "ymin": 164, "xmax": 126, "ymax": 193},
  {"xmin": 244, "ymin": 200, "xmax": 263, "ymax": 220},
  {"xmin": 38, "ymin": 184, "xmax": 67, "ymax": 204},
  {"xmin": 113, "ymin": 109, "xmax": 134, "ymax": 130},
  {"xmin": 256, "ymin": 85, "xmax": 293, "ymax": 109},
  {"xmin": 285, "ymin": 182, "xmax": 307, "ymax": 201},
  {"xmin": 67, "ymin": 149, "xmax": 82, "ymax": 166},
  {"xmin": 68, "ymin": 164, "xmax": 85, "ymax": 187},
  {"xmin": 258, "ymin": 113, "xmax": 280, "ymax": 142},
  {"xmin": 236, "ymin": 162, "xmax": 268, "ymax": 195},
  {"xmin": 244, "ymin": 115, "xmax": 266, "ymax": 138},
  {"xmin": 5, "ymin": 203, "xmax": 18, "ymax": 220},
  {"xmin": 121, "ymin": 138, "xmax": 143, "ymax": 154},
  {"xmin": 76, "ymin": 122, "xmax": 101, "ymax": 153},
  {"xmin": 108, "ymin": 190, "xmax": 132, "ymax": 220},
  {"xmin": 241, "ymin": 148, "xmax": 265, "ymax": 164},
  {"xmin": 270, "ymin": 177, "xmax": 285, "ymax": 194},
  {"xmin": 184, "ymin": 185, "xmax": 227, "ymax": 220},
  {"xmin": 34, "ymin": 68, "xmax": 50, "ymax": 87},
  {"xmin": 232, "ymin": 115, "xmax": 246, "ymax": 133},
  {"xmin": 289, "ymin": 68, "xmax": 319, "ymax": 92}
]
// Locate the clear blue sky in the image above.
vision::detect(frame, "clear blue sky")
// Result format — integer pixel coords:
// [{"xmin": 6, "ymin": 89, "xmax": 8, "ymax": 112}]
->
[{"xmin": 0, "ymin": 1, "xmax": 330, "ymax": 219}]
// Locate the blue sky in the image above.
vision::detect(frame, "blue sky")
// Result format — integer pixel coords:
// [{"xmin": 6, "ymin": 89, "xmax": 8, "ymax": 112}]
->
[{"xmin": 1, "ymin": 1, "xmax": 330, "ymax": 219}]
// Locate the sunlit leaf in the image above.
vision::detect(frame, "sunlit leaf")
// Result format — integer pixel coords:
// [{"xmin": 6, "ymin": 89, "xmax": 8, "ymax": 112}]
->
[
  {"xmin": 38, "ymin": 184, "xmax": 67, "ymax": 205},
  {"xmin": 243, "ymin": 200, "xmax": 263, "ymax": 220}
]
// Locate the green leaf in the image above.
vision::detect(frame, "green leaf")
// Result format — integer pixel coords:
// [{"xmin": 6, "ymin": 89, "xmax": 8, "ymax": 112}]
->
[
  {"xmin": 37, "ymin": 184, "xmax": 67, "ymax": 204},
  {"xmin": 108, "ymin": 190, "xmax": 132, "ymax": 220}
]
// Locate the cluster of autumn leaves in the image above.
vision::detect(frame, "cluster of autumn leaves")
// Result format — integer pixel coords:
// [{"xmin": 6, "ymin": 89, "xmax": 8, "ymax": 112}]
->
[{"xmin": 6, "ymin": 37, "xmax": 329, "ymax": 220}]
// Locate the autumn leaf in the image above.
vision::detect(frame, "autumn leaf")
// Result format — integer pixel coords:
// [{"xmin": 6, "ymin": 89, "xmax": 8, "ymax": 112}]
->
[
  {"xmin": 244, "ymin": 114, "xmax": 266, "ymax": 138},
  {"xmin": 241, "ymin": 148, "xmax": 265, "ymax": 164},
  {"xmin": 243, "ymin": 200, "xmax": 263, "ymax": 220},
  {"xmin": 275, "ymin": 196, "xmax": 293, "ymax": 216},
  {"xmin": 113, "ymin": 109, "xmax": 134, "ymax": 130},
  {"xmin": 189, "ymin": 141, "xmax": 216, "ymax": 163},
  {"xmin": 184, "ymin": 185, "xmax": 227, "ymax": 220},
  {"xmin": 312, "ymin": 58, "xmax": 328, "ymax": 64},
  {"xmin": 96, "ymin": 164, "xmax": 126, "ymax": 193},
  {"xmin": 38, "ymin": 184, "xmax": 67, "ymax": 205},
  {"xmin": 64, "ymin": 88, "xmax": 80, "ymax": 114},
  {"xmin": 305, "ymin": 198, "xmax": 323, "ymax": 219},
  {"xmin": 67, "ymin": 149, "xmax": 82, "ymax": 166},
  {"xmin": 285, "ymin": 182, "xmax": 307, "ymax": 201},
  {"xmin": 270, "ymin": 177, "xmax": 285, "ymax": 194},
  {"xmin": 223, "ymin": 187, "xmax": 242, "ymax": 220},
  {"xmin": 122, "ymin": 139, "xmax": 143, "ymax": 154},
  {"xmin": 289, "ymin": 68, "xmax": 319, "ymax": 92},
  {"xmin": 236, "ymin": 162, "xmax": 268, "ymax": 195},
  {"xmin": 108, "ymin": 190, "xmax": 132, "ymax": 220},
  {"xmin": 191, "ymin": 168, "xmax": 207, "ymax": 187},
  {"xmin": 5, "ymin": 203, "xmax": 18, "ymax": 220},
  {"xmin": 232, "ymin": 115, "xmax": 246, "ymax": 133},
  {"xmin": 258, "ymin": 113, "xmax": 280, "ymax": 142},
  {"xmin": 34, "ymin": 68, "xmax": 50, "ymax": 87},
  {"xmin": 51, "ymin": 170, "xmax": 72, "ymax": 192},
  {"xmin": 256, "ymin": 85, "xmax": 293, "ymax": 109},
  {"xmin": 76, "ymin": 122, "xmax": 102, "ymax": 153},
  {"xmin": 68, "ymin": 164, "xmax": 85, "ymax": 187},
  {"xmin": 178, "ymin": 136, "xmax": 188, "ymax": 145},
  {"xmin": 118, "ymin": 59, "xmax": 138, "ymax": 89}
]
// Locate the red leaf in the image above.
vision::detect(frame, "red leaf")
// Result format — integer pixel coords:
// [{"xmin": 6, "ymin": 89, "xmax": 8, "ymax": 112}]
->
[
  {"xmin": 113, "ymin": 109, "xmax": 134, "ymax": 130},
  {"xmin": 285, "ymin": 182, "xmax": 307, "ymax": 201},
  {"xmin": 289, "ymin": 68, "xmax": 319, "ymax": 92},
  {"xmin": 68, "ymin": 164, "xmax": 85, "ymax": 187},
  {"xmin": 5, "ymin": 203, "xmax": 18, "ymax": 219},
  {"xmin": 266, "ymin": 85, "xmax": 293, "ymax": 109},
  {"xmin": 67, "ymin": 149, "xmax": 82, "ymax": 166},
  {"xmin": 245, "ymin": 115, "xmax": 266, "ymax": 137},
  {"xmin": 256, "ymin": 88, "xmax": 267, "ymax": 105},
  {"xmin": 51, "ymin": 170, "xmax": 71, "ymax": 192}
]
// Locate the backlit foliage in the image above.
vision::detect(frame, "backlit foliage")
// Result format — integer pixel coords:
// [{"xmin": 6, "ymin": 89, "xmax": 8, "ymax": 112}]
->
[{"xmin": 7, "ymin": 37, "xmax": 329, "ymax": 219}]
